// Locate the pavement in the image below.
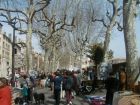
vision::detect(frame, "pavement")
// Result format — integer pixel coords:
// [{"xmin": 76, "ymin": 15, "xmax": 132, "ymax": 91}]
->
[{"xmin": 31, "ymin": 87, "xmax": 106, "ymax": 105}]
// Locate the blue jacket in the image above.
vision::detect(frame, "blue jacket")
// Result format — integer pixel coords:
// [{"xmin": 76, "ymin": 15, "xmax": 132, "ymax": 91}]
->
[{"xmin": 54, "ymin": 76, "xmax": 62, "ymax": 90}]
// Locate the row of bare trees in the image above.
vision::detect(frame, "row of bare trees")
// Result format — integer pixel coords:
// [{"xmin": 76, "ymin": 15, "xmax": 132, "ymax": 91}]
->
[{"xmin": 0, "ymin": 0, "xmax": 140, "ymax": 86}]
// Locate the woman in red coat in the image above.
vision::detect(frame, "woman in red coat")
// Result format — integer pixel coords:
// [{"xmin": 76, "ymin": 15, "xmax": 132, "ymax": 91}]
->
[{"xmin": 0, "ymin": 77, "xmax": 12, "ymax": 105}]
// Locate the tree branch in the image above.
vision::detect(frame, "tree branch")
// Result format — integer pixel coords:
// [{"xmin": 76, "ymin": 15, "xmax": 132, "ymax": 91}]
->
[
  {"xmin": 0, "ymin": 13, "xmax": 9, "ymax": 21},
  {"xmin": 15, "ymin": 18, "xmax": 27, "ymax": 24},
  {"xmin": 107, "ymin": 0, "xmax": 114, "ymax": 4},
  {"xmin": 117, "ymin": 6, "xmax": 122, "ymax": 12},
  {"xmin": 42, "ymin": 10, "xmax": 52, "ymax": 23},
  {"xmin": 106, "ymin": 10, "xmax": 111, "ymax": 22},
  {"xmin": 92, "ymin": 18, "xmax": 108, "ymax": 28},
  {"xmin": 16, "ymin": 28, "xmax": 28, "ymax": 34},
  {"xmin": 0, "ymin": 13, "xmax": 28, "ymax": 34},
  {"xmin": 115, "ymin": 21, "xmax": 123, "ymax": 31},
  {"xmin": 0, "ymin": 8, "xmax": 28, "ymax": 18},
  {"xmin": 33, "ymin": 3, "xmax": 48, "ymax": 17}
]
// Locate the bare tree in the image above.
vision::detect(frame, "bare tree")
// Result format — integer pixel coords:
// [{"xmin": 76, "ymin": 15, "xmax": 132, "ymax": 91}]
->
[
  {"xmin": 65, "ymin": 0, "xmax": 103, "ymax": 68},
  {"xmin": 123, "ymin": 0, "xmax": 139, "ymax": 87},
  {"xmin": 0, "ymin": 0, "xmax": 51, "ymax": 72},
  {"xmin": 92, "ymin": 0, "xmax": 122, "ymax": 61},
  {"xmin": 34, "ymin": 0, "xmax": 75, "ymax": 72}
]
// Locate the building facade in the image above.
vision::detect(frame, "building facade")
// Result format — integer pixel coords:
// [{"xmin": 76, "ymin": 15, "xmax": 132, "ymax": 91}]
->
[
  {"xmin": 0, "ymin": 23, "xmax": 12, "ymax": 77},
  {"xmin": 0, "ymin": 23, "xmax": 45, "ymax": 77},
  {"xmin": 14, "ymin": 42, "xmax": 26, "ymax": 71}
]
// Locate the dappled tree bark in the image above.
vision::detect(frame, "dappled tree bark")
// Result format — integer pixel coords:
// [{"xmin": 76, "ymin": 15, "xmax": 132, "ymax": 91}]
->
[
  {"xmin": 26, "ymin": 3, "xmax": 33, "ymax": 72},
  {"xmin": 103, "ymin": 0, "xmax": 118, "ymax": 61},
  {"xmin": 123, "ymin": 0, "xmax": 139, "ymax": 87}
]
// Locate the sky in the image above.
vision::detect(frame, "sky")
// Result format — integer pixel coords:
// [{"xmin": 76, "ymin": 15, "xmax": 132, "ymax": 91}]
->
[
  {"xmin": 109, "ymin": 18, "xmax": 140, "ymax": 58},
  {"xmin": 1, "ymin": 18, "xmax": 140, "ymax": 58},
  {"xmin": 0, "ymin": 0, "xmax": 139, "ymax": 59},
  {"xmin": 1, "ymin": 23, "xmax": 42, "ymax": 52}
]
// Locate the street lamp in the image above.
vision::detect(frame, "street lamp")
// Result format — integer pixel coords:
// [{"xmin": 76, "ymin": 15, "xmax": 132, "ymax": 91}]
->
[{"xmin": 11, "ymin": 18, "xmax": 16, "ymax": 87}]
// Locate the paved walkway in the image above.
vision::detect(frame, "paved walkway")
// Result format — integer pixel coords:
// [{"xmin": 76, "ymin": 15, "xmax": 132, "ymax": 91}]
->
[{"xmin": 31, "ymin": 87, "xmax": 106, "ymax": 105}]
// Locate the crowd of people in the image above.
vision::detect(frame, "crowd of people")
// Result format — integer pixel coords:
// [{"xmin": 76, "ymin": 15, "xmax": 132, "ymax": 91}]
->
[
  {"xmin": 47, "ymin": 69, "xmax": 82, "ymax": 105},
  {"xmin": 0, "ymin": 69, "xmax": 82, "ymax": 105},
  {"xmin": 0, "ymin": 67, "xmax": 128, "ymax": 105}
]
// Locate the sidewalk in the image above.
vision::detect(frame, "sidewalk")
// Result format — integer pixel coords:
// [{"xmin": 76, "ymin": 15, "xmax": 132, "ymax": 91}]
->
[
  {"xmin": 36, "ymin": 87, "xmax": 89, "ymax": 105},
  {"xmin": 32, "ymin": 87, "xmax": 106, "ymax": 105}
]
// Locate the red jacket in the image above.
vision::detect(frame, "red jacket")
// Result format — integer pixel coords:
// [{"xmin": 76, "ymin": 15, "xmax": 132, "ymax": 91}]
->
[{"xmin": 0, "ymin": 86, "xmax": 12, "ymax": 105}]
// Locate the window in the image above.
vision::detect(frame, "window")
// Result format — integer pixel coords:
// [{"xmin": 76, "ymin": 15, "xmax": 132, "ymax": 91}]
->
[
  {"xmin": 8, "ymin": 45, "xmax": 10, "ymax": 49},
  {"xmin": 7, "ymin": 61, "xmax": 9, "ymax": 65},
  {"xmin": 3, "ymin": 42, "xmax": 5, "ymax": 48},
  {"xmin": 2, "ymin": 50, "xmax": 4, "ymax": 57},
  {"xmin": 14, "ymin": 48, "xmax": 17, "ymax": 54}
]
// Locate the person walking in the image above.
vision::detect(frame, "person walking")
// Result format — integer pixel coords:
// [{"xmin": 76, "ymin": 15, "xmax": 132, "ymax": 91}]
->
[
  {"xmin": 119, "ymin": 68, "xmax": 127, "ymax": 91},
  {"xmin": 0, "ymin": 77, "xmax": 13, "ymax": 105},
  {"xmin": 53, "ymin": 71, "xmax": 63, "ymax": 105},
  {"xmin": 61, "ymin": 71, "xmax": 67, "ymax": 99},
  {"xmin": 21, "ymin": 83, "xmax": 29, "ymax": 104},
  {"xmin": 105, "ymin": 72, "xmax": 119, "ymax": 105},
  {"xmin": 65, "ymin": 71, "xmax": 73, "ymax": 105}
]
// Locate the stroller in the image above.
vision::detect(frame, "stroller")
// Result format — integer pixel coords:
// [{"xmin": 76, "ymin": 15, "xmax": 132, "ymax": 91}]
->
[{"xmin": 78, "ymin": 80, "xmax": 93, "ymax": 95}]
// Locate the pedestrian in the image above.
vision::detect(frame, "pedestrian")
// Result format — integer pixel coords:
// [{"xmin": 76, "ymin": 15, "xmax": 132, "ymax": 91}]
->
[
  {"xmin": 119, "ymin": 68, "xmax": 127, "ymax": 91},
  {"xmin": 65, "ymin": 71, "xmax": 73, "ymax": 105},
  {"xmin": 48, "ymin": 72, "xmax": 54, "ymax": 91},
  {"xmin": 0, "ymin": 77, "xmax": 13, "ymax": 105},
  {"xmin": 53, "ymin": 71, "xmax": 63, "ymax": 105},
  {"xmin": 20, "ymin": 84, "xmax": 29, "ymax": 104},
  {"xmin": 76, "ymin": 70, "xmax": 82, "ymax": 96},
  {"xmin": 27, "ymin": 76, "xmax": 34, "ymax": 102},
  {"xmin": 87, "ymin": 66, "xmax": 94, "ymax": 80},
  {"xmin": 105, "ymin": 72, "xmax": 119, "ymax": 105},
  {"xmin": 72, "ymin": 71, "xmax": 78, "ymax": 96},
  {"xmin": 61, "ymin": 70, "xmax": 67, "ymax": 99}
]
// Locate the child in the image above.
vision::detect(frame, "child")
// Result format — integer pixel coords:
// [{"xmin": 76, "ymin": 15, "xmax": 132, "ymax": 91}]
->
[{"xmin": 21, "ymin": 84, "xmax": 28, "ymax": 104}]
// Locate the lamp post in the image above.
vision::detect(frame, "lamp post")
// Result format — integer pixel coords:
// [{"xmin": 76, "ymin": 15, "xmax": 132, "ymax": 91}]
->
[{"xmin": 11, "ymin": 19, "xmax": 16, "ymax": 87}]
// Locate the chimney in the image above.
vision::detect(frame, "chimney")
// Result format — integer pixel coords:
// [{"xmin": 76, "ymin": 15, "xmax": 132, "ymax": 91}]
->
[{"xmin": 0, "ymin": 23, "xmax": 3, "ymax": 33}]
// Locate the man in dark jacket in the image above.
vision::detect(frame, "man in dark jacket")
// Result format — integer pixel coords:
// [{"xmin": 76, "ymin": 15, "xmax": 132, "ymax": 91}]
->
[
  {"xmin": 53, "ymin": 71, "xmax": 63, "ymax": 105},
  {"xmin": 105, "ymin": 72, "xmax": 119, "ymax": 105}
]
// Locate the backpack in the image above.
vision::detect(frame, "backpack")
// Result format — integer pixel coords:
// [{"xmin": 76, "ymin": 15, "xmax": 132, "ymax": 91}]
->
[{"xmin": 65, "ymin": 76, "xmax": 73, "ymax": 90}]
